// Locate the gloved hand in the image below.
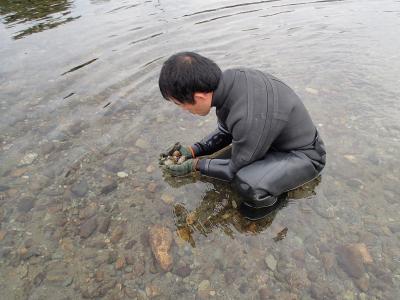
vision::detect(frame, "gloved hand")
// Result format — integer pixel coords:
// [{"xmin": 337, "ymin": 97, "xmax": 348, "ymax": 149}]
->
[
  {"xmin": 159, "ymin": 142, "xmax": 194, "ymax": 165},
  {"xmin": 164, "ymin": 158, "xmax": 199, "ymax": 176}
]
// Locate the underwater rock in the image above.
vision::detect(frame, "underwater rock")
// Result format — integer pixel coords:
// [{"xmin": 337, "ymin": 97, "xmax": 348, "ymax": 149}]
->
[
  {"xmin": 110, "ymin": 226, "xmax": 124, "ymax": 244},
  {"xmin": 336, "ymin": 244, "xmax": 367, "ymax": 278},
  {"xmin": 71, "ymin": 179, "xmax": 89, "ymax": 197},
  {"xmin": 17, "ymin": 197, "xmax": 36, "ymax": 213},
  {"xmin": 19, "ymin": 153, "xmax": 38, "ymax": 166},
  {"xmin": 265, "ymin": 254, "xmax": 277, "ymax": 271},
  {"xmin": 305, "ymin": 87, "xmax": 319, "ymax": 95},
  {"xmin": 80, "ymin": 217, "xmax": 98, "ymax": 238},
  {"xmin": 100, "ymin": 179, "xmax": 118, "ymax": 195},
  {"xmin": 98, "ymin": 216, "xmax": 111, "ymax": 234},
  {"xmin": 135, "ymin": 138, "xmax": 150, "ymax": 149},
  {"xmin": 149, "ymin": 224, "xmax": 173, "ymax": 271}
]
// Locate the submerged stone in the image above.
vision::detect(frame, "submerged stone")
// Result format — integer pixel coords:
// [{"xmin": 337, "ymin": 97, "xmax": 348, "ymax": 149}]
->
[
  {"xmin": 71, "ymin": 179, "xmax": 89, "ymax": 197},
  {"xmin": 149, "ymin": 224, "xmax": 173, "ymax": 271}
]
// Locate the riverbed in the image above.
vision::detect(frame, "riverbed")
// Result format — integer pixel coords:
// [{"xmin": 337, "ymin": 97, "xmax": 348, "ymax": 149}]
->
[{"xmin": 0, "ymin": 0, "xmax": 399, "ymax": 299}]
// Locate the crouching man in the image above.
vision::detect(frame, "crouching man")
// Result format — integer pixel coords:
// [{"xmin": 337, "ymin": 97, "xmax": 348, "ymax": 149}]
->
[{"xmin": 158, "ymin": 52, "xmax": 326, "ymax": 209}]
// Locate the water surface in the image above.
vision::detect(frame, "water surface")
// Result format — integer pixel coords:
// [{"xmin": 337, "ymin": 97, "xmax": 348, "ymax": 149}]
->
[{"xmin": 0, "ymin": 0, "xmax": 399, "ymax": 299}]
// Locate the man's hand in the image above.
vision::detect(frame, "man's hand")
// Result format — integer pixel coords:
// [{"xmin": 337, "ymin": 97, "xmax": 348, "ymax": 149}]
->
[
  {"xmin": 164, "ymin": 158, "xmax": 199, "ymax": 176},
  {"xmin": 159, "ymin": 142, "xmax": 194, "ymax": 165}
]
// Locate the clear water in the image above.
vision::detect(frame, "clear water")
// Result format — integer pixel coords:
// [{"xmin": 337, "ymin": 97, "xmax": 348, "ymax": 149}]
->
[{"xmin": 0, "ymin": 0, "xmax": 399, "ymax": 299}]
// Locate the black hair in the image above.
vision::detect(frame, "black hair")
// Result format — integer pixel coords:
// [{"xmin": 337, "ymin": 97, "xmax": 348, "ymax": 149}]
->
[{"xmin": 158, "ymin": 52, "xmax": 222, "ymax": 104}]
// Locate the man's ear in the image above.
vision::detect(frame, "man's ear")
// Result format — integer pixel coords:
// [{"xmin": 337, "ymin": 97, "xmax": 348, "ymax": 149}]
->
[{"xmin": 193, "ymin": 92, "xmax": 209, "ymax": 102}]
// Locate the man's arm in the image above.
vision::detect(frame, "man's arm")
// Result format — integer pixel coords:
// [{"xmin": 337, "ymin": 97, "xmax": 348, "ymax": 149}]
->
[{"xmin": 190, "ymin": 122, "xmax": 232, "ymax": 157}]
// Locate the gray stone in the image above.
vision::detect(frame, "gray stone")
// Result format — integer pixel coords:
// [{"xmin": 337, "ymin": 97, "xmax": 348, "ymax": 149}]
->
[
  {"xmin": 265, "ymin": 254, "xmax": 277, "ymax": 271},
  {"xmin": 175, "ymin": 265, "xmax": 191, "ymax": 278},
  {"xmin": 71, "ymin": 180, "xmax": 89, "ymax": 197},
  {"xmin": 100, "ymin": 180, "xmax": 117, "ymax": 195},
  {"xmin": 17, "ymin": 197, "xmax": 36, "ymax": 213},
  {"xmin": 98, "ymin": 216, "xmax": 111, "ymax": 234},
  {"xmin": 80, "ymin": 217, "xmax": 98, "ymax": 238}
]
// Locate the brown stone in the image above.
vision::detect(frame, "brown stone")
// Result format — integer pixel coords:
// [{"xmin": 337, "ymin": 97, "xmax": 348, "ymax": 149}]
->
[
  {"xmin": 149, "ymin": 224, "xmax": 173, "ymax": 271},
  {"xmin": 354, "ymin": 274, "xmax": 369, "ymax": 292},
  {"xmin": 147, "ymin": 182, "xmax": 157, "ymax": 193},
  {"xmin": 258, "ymin": 287, "xmax": 272, "ymax": 300},
  {"xmin": 0, "ymin": 230, "xmax": 7, "ymax": 241},
  {"xmin": 110, "ymin": 226, "xmax": 124, "ymax": 244},
  {"xmin": 98, "ymin": 216, "xmax": 111, "ymax": 234},
  {"xmin": 321, "ymin": 252, "xmax": 335, "ymax": 271},
  {"xmin": 9, "ymin": 167, "xmax": 28, "ymax": 177},
  {"xmin": 95, "ymin": 270, "xmax": 104, "ymax": 282},
  {"xmin": 79, "ymin": 217, "xmax": 98, "ymax": 238},
  {"xmin": 336, "ymin": 244, "xmax": 366, "ymax": 278},
  {"xmin": 115, "ymin": 256, "xmax": 126, "ymax": 270}
]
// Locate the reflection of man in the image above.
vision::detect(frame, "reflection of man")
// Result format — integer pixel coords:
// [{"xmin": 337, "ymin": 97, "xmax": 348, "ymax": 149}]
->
[{"xmin": 159, "ymin": 52, "xmax": 326, "ymax": 210}]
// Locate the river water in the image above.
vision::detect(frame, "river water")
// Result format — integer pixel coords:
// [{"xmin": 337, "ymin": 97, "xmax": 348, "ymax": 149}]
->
[{"xmin": 0, "ymin": 0, "xmax": 399, "ymax": 299}]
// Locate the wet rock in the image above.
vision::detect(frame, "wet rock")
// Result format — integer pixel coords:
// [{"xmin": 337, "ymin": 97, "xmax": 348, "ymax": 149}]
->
[
  {"xmin": 108, "ymin": 251, "xmax": 118, "ymax": 264},
  {"xmin": 110, "ymin": 226, "xmax": 124, "ymax": 244},
  {"xmin": 197, "ymin": 280, "xmax": 212, "ymax": 299},
  {"xmin": 265, "ymin": 254, "xmax": 277, "ymax": 271},
  {"xmin": 161, "ymin": 193, "xmax": 174, "ymax": 204},
  {"xmin": 354, "ymin": 274, "xmax": 369, "ymax": 292},
  {"xmin": 224, "ymin": 270, "xmax": 236, "ymax": 285},
  {"xmin": 104, "ymin": 157, "xmax": 125, "ymax": 173},
  {"xmin": 29, "ymin": 175, "xmax": 51, "ymax": 193},
  {"xmin": 175, "ymin": 264, "xmax": 191, "ymax": 278},
  {"xmin": 258, "ymin": 287, "xmax": 272, "ymax": 300},
  {"xmin": 80, "ymin": 217, "xmax": 98, "ymax": 238},
  {"xmin": 9, "ymin": 167, "xmax": 28, "ymax": 177},
  {"xmin": 336, "ymin": 244, "xmax": 366, "ymax": 278},
  {"xmin": 124, "ymin": 239, "xmax": 137, "ymax": 250},
  {"xmin": 0, "ymin": 185, "xmax": 9, "ymax": 192},
  {"xmin": 149, "ymin": 224, "xmax": 173, "ymax": 271},
  {"xmin": 79, "ymin": 203, "xmax": 98, "ymax": 220},
  {"xmin": 148, "ymin": 178, "xmax": 159, "ymax": 192},
  {"xmin": 0, "ymin": 230, "xmax": 7, "ymax": 241},
  {"xmin": 101, "ymin": 180, "xmax": 118, "ymax": 195},
  {"xmin": 133, "ymin": 257, "xmax": 145, "ymax": 276},
  {"xmin": 135, "ymin": 138, "xmax": 150, "ymax": 149},
  {"xmin": 98, "ymin": 215, "xmax": 111, "ymax": 233},
  {"xmin": 305, "ymin": 87, "xmax": 319, "ymax": 95},
  {"xmin": 46, "ymin": 262, "xmax": 70, "ymax": 285},
  {"xmin": 95, "ymin": 270, "xmax": 104, "ymax": 282},
  {"xmin": 239, "ymin": 282, "xmax": 249, "ymax": 294},
  {"xmin": 19, "ymin": 153, "xmax": 38, "ymax": 166},
  {"xmin": 17, "ymin": 197, "xmax": 36, "ymax": 213},
  {"xmin": 68, "ymin": 120, "xmax": 87, "ymax": 136},
  {"xmin": 145, "ymin": 283, "xmax": 161, "ymax": 298},
  {"xmin": 310, "ymin": 282, "xmax": 336, "ymax": 299},
  {"xmin": 321, "ymin": 252, "xmax": 335, "ymax": 271},
  {"xmin": 33, "ymin": 272, "xmax": 46, "ymax": 286},
  {"xmin": 40, "ymin": 141, "xmax": 55, "ymax": 155},
  {"xmin": 115, "ymin": 256, "xmax": 126, "ymax": 270},
  {"xmin": 117, "ymin": 171, "xmax": 128, "ymax": 178},
  {"xmin": 286, "ymin": 269, "xmax": 310, "ymax": 290},
  {"xmin": 275, "ymin": 292, "xmax": 298, "ymax": 300},
  {"xmin": 71, "ymin": 180, "xmax": 89, "ymax": 197}
]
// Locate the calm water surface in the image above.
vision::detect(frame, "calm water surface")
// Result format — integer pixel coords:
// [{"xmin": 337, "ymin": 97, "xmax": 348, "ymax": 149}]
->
[{"xmin": 0, "ymin": 0, "xmax": 399, "ymax": 299}]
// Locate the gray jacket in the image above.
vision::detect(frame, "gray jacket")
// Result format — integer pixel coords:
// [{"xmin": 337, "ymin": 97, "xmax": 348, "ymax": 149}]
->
[{"xmin": 192, "ymin": 68, "xmax": 321, "ymax": 181}]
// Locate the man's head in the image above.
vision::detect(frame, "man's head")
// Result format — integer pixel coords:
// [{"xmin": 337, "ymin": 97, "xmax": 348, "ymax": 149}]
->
[{"xmin": 159, "ymin": 52, "xmax": 221, "ymax": 116}]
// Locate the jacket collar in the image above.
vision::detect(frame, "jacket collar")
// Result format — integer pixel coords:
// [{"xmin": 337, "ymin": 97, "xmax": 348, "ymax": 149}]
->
[{"xmin": 211, "ymin": 70, "xmax": 235, "ymax": 108}]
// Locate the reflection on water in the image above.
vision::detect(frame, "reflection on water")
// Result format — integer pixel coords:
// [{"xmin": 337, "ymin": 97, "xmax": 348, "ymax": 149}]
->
[
  {"xmin": 0, "ymin": 0, "xmax": 79, "ymax": 39},
  {"xmin": 0, "ymin": 0, "xmax": 400, "ymax": 299}
]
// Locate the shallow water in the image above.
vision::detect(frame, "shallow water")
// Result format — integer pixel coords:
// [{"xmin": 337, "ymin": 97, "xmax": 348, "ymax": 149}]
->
[{"xmin": 1, "ymin": 0, "xmax": 400, "ymax": 299}]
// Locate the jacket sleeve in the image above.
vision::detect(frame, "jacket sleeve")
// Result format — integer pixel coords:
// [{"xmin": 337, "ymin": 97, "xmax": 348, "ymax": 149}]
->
[
  {"xmin": 198, "ymin": 75, "xmax": 283, "ymax": 181},
  {"xmin": 198, "ymin": 117, "xmax": 277, "ymax": 181},
  {"xmin": 190, "ymin": 122, "xmax": 232, "ymax": 157}
]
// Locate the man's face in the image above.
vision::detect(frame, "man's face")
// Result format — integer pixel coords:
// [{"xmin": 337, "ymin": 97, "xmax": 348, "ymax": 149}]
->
[{"xmin": 171, "ymin": 92, "xmax": 212, "ymax": 116}]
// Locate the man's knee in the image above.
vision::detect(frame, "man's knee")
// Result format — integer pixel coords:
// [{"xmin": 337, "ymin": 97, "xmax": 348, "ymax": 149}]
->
[{"xmin": 232, "ymin": 177, "xmax": 278, "ymax": 208}]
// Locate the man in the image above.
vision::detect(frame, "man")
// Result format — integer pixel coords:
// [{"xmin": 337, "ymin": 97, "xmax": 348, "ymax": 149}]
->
[{"xmin": 159, "ymin": 52, "xmax": 326, "ymax": 209}]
